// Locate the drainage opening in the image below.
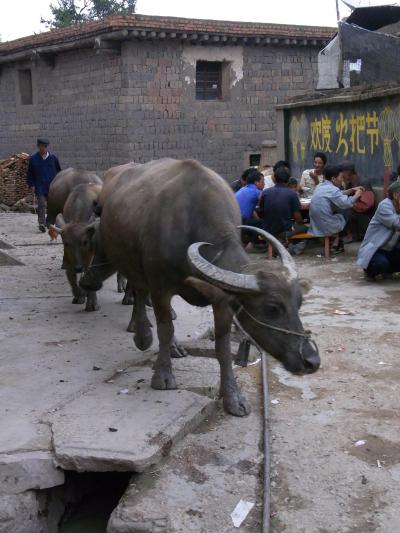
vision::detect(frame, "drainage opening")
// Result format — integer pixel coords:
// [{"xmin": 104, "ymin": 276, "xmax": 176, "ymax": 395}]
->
[{"xmin": 58, "ymin": 471, "xmax": 131, "ymax": 532}]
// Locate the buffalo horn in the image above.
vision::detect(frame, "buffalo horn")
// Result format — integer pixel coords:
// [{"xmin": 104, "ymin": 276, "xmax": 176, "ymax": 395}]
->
[
  {"xmin": 187, "ymin": 242, "xmax": 259, "ymax": 293},
  {"xmin": 239, "ymin": 225, "xmax": 298, "ymax": 282}
]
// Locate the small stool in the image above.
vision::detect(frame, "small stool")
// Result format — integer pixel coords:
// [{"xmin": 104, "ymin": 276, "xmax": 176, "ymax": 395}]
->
[{"xmin": 267, "ymin": 233, "xmax": 331, "ymax": 259}]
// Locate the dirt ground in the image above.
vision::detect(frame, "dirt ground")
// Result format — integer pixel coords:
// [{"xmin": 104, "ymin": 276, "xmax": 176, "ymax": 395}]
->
[{"xmin": 1, "ymin": 212, "xmax": 399, "ymax": 532}]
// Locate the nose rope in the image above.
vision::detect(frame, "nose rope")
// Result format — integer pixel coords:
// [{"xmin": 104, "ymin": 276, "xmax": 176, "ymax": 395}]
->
[
  {"xmin": 234, "ymin": 305, "xmax": 312, "ymax": 338},
  {"xmin": 233, "ymin": 305, "xmax": 317, "ymax": 361}
]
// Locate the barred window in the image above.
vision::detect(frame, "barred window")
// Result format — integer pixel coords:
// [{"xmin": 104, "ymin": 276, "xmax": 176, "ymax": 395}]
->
[{"xmin": 196, "ymin": 61, "xmax": 222, "ymax": 101}]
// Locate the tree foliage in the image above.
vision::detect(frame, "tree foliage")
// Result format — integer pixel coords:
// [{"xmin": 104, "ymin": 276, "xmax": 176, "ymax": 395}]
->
[{"xmin": 41, "ymin": 0, "xmax": 137, "ymax": 29}]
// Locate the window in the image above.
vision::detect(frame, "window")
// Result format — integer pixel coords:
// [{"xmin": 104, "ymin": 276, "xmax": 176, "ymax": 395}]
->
[
  {"xmin": 196, "ymin": 61, "xmax": 222, "ymax": 101},
  {"xmin": 249, "ymin": 154, "xmax": 261, "ymax": 167},
  {"xmin": 18, "ymin": 69, "xmax": 33, "ymax": 105}
]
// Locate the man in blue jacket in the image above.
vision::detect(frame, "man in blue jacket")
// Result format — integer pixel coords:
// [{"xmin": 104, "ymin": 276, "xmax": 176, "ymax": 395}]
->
[{"xmin": 26, "ymin": 138, "xmax": 61, "ymax": 232}]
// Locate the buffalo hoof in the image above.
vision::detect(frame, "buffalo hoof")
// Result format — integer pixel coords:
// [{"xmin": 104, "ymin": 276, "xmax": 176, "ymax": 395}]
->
[
  {"xmin": 223, "ymin": 392, "xmax": 251, "ymax": 417},
  {"xmin": 72, "ymin": 296, "xmax": 85, "ymax": 304},
  {"xmin": 117, "ymin": 283, "xmax": 126, "ymax": 294},
  {"xmin": 170, "ymin": 342, "xmax": 188, "ymax": 358},
  {"xmin": 85, "ymin": 302, "xmax": 100, "ymax": 312},
  {"xmin": 151, "ymin": 369, "xmax": 177, "ymax": 390},
  {"xmin": 134, "ymin": 330, "xmax": 153, "ymax": 351},
  {"xmin": 127, "ymin": 319, "xmax": 135, "ymax": 333},
  {"xmin": 122, "ymin": 293, "xmax": 134, "ymax": 306}
]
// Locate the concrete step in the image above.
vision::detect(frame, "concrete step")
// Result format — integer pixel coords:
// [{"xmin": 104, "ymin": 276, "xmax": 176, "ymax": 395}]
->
[{"xmin": 49, "ymin": 358, "xmax": 220, "ymax": 473}]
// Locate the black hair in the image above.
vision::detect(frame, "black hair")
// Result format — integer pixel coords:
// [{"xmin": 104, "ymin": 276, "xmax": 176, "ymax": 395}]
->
[
  {"xmin": 273, "ymin": 160, "xmax": 290, "ymax": 173},
  {"xmin": 314, "ymin": 151, "xmax": 327, "ymax": 165},
  {"xmin": 324, "ymin": 165, "xmax": 340, "ymax": 181},
  {"xmin": 246, "ymin": 170, "xmax": 264, "ymax": 185},
  {"xmin": 338, "ymin": 161, "xmax": 356, "ymax": 174},
  {"xmin": 288, "ymin": 177, "xmax": 298, "ymax": 187},
  {"xmin": 274, "ymin": 167, "xmax": 291, "ymax": 184},
  {"xmin": 241, "ymin": 167, "xmax": 256, "ymax": 181}
]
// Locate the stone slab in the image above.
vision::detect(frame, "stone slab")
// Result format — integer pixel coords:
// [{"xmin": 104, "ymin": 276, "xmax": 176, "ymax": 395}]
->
[
  {"xmin": 107, "ymin": 369, "xmax": 263, "ymax": 533},
  {"xmin": 50, "ymin": 371, "xmax": 216, "ymax": 473},
  {"xmin": 0, "ymin": 451, "xmax": 64, "ymax": 494},
  {"xmin": 0, "ymin": 418, "xmax": 52, "ymax": 455}
]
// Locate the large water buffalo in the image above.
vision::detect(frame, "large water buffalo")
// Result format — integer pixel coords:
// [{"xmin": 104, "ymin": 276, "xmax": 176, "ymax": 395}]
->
[
  {"xmin": 80, "ymin": 158, "xmax": 320, "ymax": 416},
  {"xmin": 47, "ymin": 168, "xmax": 102, "ymax": 228},
  {"xmin": 54, "ymin": 183, "xmax": 102, "ymax": 312}
]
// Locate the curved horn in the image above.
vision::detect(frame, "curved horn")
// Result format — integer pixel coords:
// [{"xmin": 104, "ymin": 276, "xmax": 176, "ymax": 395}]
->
[
  {"xmin": 239, "ymin": 225, "xmax": 298, "ymax": 282},
  {"xmin": 187, "ymin": 242, "xmax": 259, "ymax": 293}
]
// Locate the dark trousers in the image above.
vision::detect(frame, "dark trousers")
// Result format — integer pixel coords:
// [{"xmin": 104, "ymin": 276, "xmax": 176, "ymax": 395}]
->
[
  {"xmin": 36, "ymin": 195, "xmax": 47, "ymax": 226},
  {"xmin": 366, "ymin": 248, "xmax": 400, "ymax": 278},
  {"xmin": 241, "ymin": 217, "xmax": 264, "ymax": 244}
]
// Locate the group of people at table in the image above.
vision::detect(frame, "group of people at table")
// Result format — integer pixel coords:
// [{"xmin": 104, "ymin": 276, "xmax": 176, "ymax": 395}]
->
[{"xmin": 231, "ymin": 151, "xmax": 400, "ymax": 280}]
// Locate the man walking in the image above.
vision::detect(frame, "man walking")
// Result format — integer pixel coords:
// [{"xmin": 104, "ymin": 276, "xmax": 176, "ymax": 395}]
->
[{"xmin": 26, "ymin": 138, "xmax": 61, "ymax": 232}]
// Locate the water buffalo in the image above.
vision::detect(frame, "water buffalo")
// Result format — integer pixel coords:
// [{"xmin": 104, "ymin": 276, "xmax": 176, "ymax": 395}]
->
[
  {"xmin": 47, "ymin": 168, "xmax": 102, "ymax": 228},
  {"xmin": 80, "ymin": 158, "xmax": 320, "ymax": 416},
  {"xmin": 54, "ymin": 183, "xmax": 102, "ymax": 312}
]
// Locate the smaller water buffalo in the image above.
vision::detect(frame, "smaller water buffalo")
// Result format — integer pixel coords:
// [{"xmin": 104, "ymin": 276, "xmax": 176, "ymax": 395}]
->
[
  {"xmin": 47, "ymin": 168, "xmax": 102, "ymax": 229},
  {"xmin": 54, "ymin": 183, "xmax": 102, "ymax": 312}
]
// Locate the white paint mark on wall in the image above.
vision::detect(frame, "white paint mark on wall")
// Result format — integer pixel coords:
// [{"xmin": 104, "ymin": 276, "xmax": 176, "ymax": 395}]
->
[{"xmin": 182, "ymin": 45, "xmax": 244, "ymax": 87}]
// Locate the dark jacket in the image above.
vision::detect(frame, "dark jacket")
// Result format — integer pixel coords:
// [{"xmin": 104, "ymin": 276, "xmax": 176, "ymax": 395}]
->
[{"xmin": 26, "ymin": 152, "xmax": 61, "ymax": 195}]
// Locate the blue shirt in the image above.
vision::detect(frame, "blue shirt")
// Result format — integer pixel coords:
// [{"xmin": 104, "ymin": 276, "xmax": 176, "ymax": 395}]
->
[
  {"xmin": 26, "ymin": 151, "xmax": 61, "ymax": 196},
  {"xmin": 235, "ymin": 184, "xmax": 260, "ymax": 219},
  {"xmin": 260, "ymin": 183, "xmax": 301, "ymax": 236}
]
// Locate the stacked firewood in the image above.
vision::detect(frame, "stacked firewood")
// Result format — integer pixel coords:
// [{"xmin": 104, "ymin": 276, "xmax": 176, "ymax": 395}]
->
[{"xmin": 0, "ymin": 153, "xmax": 34, "ymax": 210}]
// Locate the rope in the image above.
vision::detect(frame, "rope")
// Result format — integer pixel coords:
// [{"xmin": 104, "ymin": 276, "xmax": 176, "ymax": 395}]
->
[{"xmin": 234, "ymin": 305, "xmax": 311, "ymax": 338}]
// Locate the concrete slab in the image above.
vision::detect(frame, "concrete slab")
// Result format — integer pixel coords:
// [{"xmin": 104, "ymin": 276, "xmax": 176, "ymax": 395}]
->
[
  {"xmin": 0, "ymin": 451, "xmax": 64, "ymax": 494},
  {"xmin": 107, "ymin": 369, "xmax": 263, "ymax": 533},
  {"xmin": 49, "ymin": 372, "xmax": 216, "ymax": 472}
]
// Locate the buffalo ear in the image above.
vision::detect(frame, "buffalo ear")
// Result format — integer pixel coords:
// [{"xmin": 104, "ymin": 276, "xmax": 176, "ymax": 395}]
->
[
  {"xmin": 299, "ymin": 278, "xmax": 312, "ymax": 296},
  {"xmin": 185, "ymin": 276, "xmax": 232, "ymax": 305}
]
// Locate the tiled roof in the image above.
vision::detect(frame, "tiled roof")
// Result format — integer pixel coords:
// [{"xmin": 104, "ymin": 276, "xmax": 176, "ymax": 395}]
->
[{"xmin": 0, "ymin": 14, "xmax": 335, "ymax": 56}]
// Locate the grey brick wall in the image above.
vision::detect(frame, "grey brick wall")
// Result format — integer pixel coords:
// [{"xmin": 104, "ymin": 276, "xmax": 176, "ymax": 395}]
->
[{"xmin": 0, "ymin": 40, "xmax": 319, "ymax": 180}]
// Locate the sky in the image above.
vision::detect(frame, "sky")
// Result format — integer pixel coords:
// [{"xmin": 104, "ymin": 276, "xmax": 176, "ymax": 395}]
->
[{"xmin": 0, "ymin": 0, "xmax": 396, "ymax": 42}]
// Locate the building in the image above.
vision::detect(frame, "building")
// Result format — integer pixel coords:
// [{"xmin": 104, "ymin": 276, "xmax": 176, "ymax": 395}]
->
[{"xmin": 0, "ymin": 15, "xmax": 334, "ymax": 179}]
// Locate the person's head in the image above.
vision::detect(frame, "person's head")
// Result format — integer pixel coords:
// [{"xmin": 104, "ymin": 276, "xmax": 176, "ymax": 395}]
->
[
  {"xmin": 388, "ymin": 181, "xmax": 400, "ymax": 210},
  {"xmin": 324, "ymin": 165, "xmax": 342, "ymax": 187},
  {"xmin": 274, "ymin": 167, "xmax": 291, "ymax": 185},
  {"xmin": 287, "ymin": 177, "xmax": 298, "ymax": 191},
  {"xmin": 247, "ymin": 170, "xmax": 265, "ymax": 190},
  {"xmin": 37, "ymin": 137, "xmax": 49, "ymax": 156},
  {"xmin": 240, "ymin": 167, "xmax": 255, "ymax": 186},
  {"xmin": 313, "ymin": 152, "xmax": 327, "ymax": 174},
  {"xmin": 338, "ymin": 161, "xmax": 356, "ymax": 183},
  {"xmin": 273, "ymin": 160, "xmax": 290, "ymax": 174}
]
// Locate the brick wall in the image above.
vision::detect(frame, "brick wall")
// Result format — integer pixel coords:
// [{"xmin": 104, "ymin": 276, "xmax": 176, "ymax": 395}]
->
[{"xmin": 0, "ymin": 40, "xmax": 319, "ymax": 180}]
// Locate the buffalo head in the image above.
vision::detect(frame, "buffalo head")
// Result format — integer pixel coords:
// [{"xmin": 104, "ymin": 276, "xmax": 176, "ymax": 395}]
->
[
  {"xmin": 187, "ymin": 227, "xmax": 320, "ymax": 375},
  {"xmin": 52, "ymin": 214, "xmax": 97, "ymax": 274}
]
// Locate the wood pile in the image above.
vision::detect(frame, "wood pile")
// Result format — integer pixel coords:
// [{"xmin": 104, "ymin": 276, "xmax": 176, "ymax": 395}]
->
[{"xmin": 0, "ymin": 153, "xmax": 34, "ymax": 210}]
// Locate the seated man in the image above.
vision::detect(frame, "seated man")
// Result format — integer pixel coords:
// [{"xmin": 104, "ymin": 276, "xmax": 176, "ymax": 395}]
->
[
  {"xmin": 357, "ymin": 181, "xmax": 400, "ymax": 280},
  {"xmin": 339, "ymin": 161, "xmax": 375, "ymax": 241},
  {"xmin": 299, "ymin": 151, "xmax": 327, "ymax": 198},
  {"xmin": 230, "ymin": 167, "xmax": 254, "ymax": 193},
  {"xmin": 259, "ymin": 168, "xmax": 307, "ymax": 244},
  {"xmin": 263, "ymin": 160, "xmax": 291, "ymax": 190},
  {"xmin": 235, "ymin": 169, "xmax": 264, "ymax": 225},
  {"xmin": 309, "ymin": 165, "xmax": 363, "ymax": 253}
]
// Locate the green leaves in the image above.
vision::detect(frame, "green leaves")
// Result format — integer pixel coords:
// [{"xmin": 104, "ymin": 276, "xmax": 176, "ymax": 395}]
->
[{"xmin": 41, "ymin": 0, "xmax": 137, "ymax": 29}]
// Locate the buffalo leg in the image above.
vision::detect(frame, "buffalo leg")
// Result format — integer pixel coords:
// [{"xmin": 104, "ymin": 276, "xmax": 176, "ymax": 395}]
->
[
  {"xmin": 213, "ymin": 302, "xmax": 250, "ymax": 416},
  {"xmin": 117, "ymin": 273, "xmax": 127, "ymax": 294},
  {"xmin": 151, "ymin": 294, "xmax": 177, "ymax": 390},
  {"xmin": 66, "ymin": 269, "xmax": 86, "ymax": 304},
  {"xmin": 131, "ymin": 290, "xmax": 153, "ymax": 350},
  {"xmin": 122, "ymin": 282, "xmax": 135, "ymax": 306},
  {"xmin": 85, "ymin": 291, "xmax": 99, "ymax": 312}
]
